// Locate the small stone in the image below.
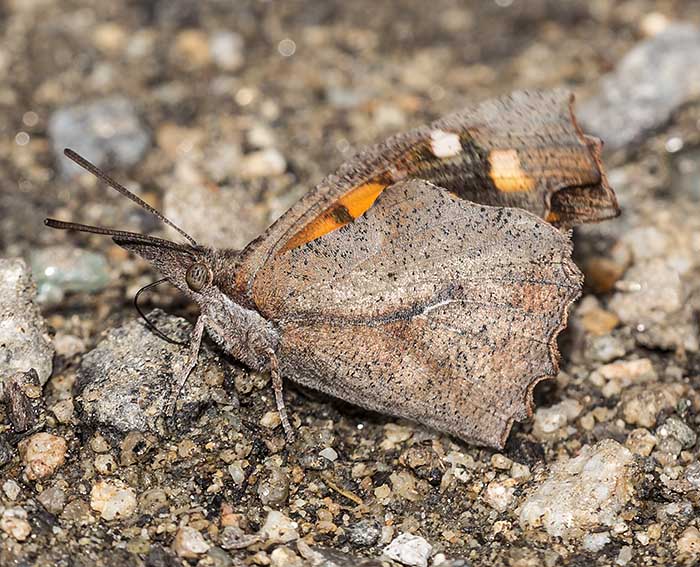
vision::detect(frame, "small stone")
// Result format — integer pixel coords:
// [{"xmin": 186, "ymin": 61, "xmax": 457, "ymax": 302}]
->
[
  {"xmin": 616, "ymin": 546, "xmax": 633, "ymax": 566},
  {"xmin": 48, "ymin": 97, "xmax": 150, "ymax": 177},
  {"xmin": 685, "ymin": 462, "xmax": 700, "ymax": 488},
  {"xmin": 90, "ymin": 432, "xmax": 111, "ymax": 453},
  {"xmin": 580, "ymin": 307, "xmax": 620, "ymax": 336},
  {"xmin": 210, "ymin": 31, "xmax": 244, "ymax": 71},
  {"xmin": 592, "ymin": 358, "xmax": 656, "ymax": 398},
  {"xmin": 510, "ymin": 462, "xmax": 531, "ymax": 481},
  {"xmin": 0, "ymin": 258, "xmax": 54, "ymax": 386},
  {"xmin": 30, "ymin": 247, "xmax": 109, "ymax": 305},
  {"xmin": 319, "ymin": 447, "xmax": 338, "ymax": 462},
  {"xmin": 172, "ymin": 29, "xmax": 211, "ymax": 70},
  {"xmin": 625, "ymin": 428, "xmax": 657, "ymax": 457},
  {"xmin": 390, "ymin": 471, "xmax": 421, "ymax": 502},
  {"xmin": 588, "ymin": 335, "xmax": 628, "ymax": 363},
  {"xmin": 381, "ymin": 423, "xmax": 415, "ymax": 449},
  {"xmin": 19, "ymin": 432, "xmax": 67, "ymax": 480},
  {"xmin": 519, "ymin": 440, "xmax": 636, "ymax": 538},
  {"xmin": 532, "ymin": 399, "xmax": 582, "ymax": 441},
  {"xmin": 484, "ymin": 479, "xmax": 517, "ymax": 512},
  {"xmin": 93, "ymin": 23, "xmax": 127, "ymax": 54},
  {"xmin": 38, "ymin": 484, "xmax": 67, "ymax": 514},
  {"xmin": 0, "ymin": 507, "xmax": 31, "ymax": 541},
  {"xmin": 51, "ymin": 398, "xmax": 74, "ymax": 423},
  {"xmin": 491, "ymin": 454, "xmax": 512, "ymax": 470},
  {"xmin": 260, "ymin": 411, "xmax": 282, "ymax": 430},
  {"xmin": 60, "ymin": 499, "xmax": 94, "ymax": 526},
  {"xmin": 383, "ymin": 533, "xmax": 433, "ymax": 567},
  {"xmin": 94, "ymin": 453, "xmax": 118, "ymax": 475},
  {"xmin": 228, "ymin": 462, "xmax": 246, "ymax": 485},
  {"xmin": 346, "ymin": 519, "xmax": 381, "ymax": 547},
  {"xmin": 90, "ymin": 480, "xmax": 137, "ymax": 520},
  {"xmin": 120, "ymin": 431, "xmax": 153, "ymax": 466},
  {"xmin": 678, "ymin": 526, "xmax": 700, "ymax": 555},
  {"xmin": 240, "ymin": 148, "xmax": 287, "ymax": 179},
  {"xmin": 257, "ymin": 464, "xmax": 289, "ymax": 506},
  {"xmin": 582, "ymin": 532, "xmax": 610, "ymax": 552},
  {"xmin": 3, "ymin": 479, "xmax": 21, "ymax": 500},
  {"xmin": 261, "ymin": 510, "xmax": 299, "ymax": 544},
  {"xmin": 270, "ymin": 546, "xmax": 303, "ymax": 567},
  {"xmin": 622, "ymin": 384, "xmax": 685, "ymax": 428},
  {"xmin": 173, "ymin": 526, "xmax": 211, "ymax": 558},
  {"xmin": 656, "ymin": 416, "xmax": 697, "ymax": 449}
]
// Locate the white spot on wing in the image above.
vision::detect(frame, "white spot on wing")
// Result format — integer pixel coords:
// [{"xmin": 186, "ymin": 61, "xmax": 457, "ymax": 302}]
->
[
  {"xmin": 430, "ymin": 129, "xmax": 461, "ymax": 158},
  {"xmin": 421, "ymin": 299, "xmax": 454, "ymax": 316}
]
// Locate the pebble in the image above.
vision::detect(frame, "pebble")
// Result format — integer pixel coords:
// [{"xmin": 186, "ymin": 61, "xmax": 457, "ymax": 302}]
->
[
  {"xmin": 621, "ymin": 383, "xmax": 685, "ymax": 428},
  {"xmin": 171, "ymin": 29, "xmax": 212, "ymax": 70},
  {"xmin": 257, "ymin": 463, "xmax": 290, "ymax": 506},
  {"xmin": 590, "ymin": 358, "xmax": 657, "ymax": 398},
  {"xmin": 90, "ymin": 480, "xmax": 137, "ymax": 521},
  {"xmin": 261, "ymin": 510, "xmax": 299, "ymax": 544},
  {"xmin": 685, "ymin": 462, "xmax": 700, "ymax": 488},
  {"xmin": 656, "ymin": 416, "xmax": 697, "ymax": 449},
  {"xmin": 270, "ymin": 546, "xmax": 304, "ymax": 567},
  {"xmin": 390, "ymin": 471, "xmax": 421, "ymax": 502},
  {"xmin": 51, "ymin": 398, "xmax": 75, "ymax": 424},
  {"xmin": 0, "ymin": 258, "xmax": 54, "ymax": 386},
  {"xmin": 484, "ymin": 479, "xmax": 517, "ymax": 512},
  {"xmin": 582, "ymin": 531, "xmax": 610, "ymax": 552},
  {"xmin": 610, "ymin": 259, "xmax": 698, "ymax": 353},
  {"xmin": 519, "ymin": 440, "xmax": 635, "ymax": 538},
  {"xmin": 19, "ymin": 432, "xmax": 67, "ymax": 480},
  {"xmin": 0, "ymin": 507, "xmax": 31, "ymax": 541},
  {"xmin": 48, "ymin": 96, "xmax": 150, "ymax": 177},
  {"xmin": 580, "ymin": 23, "xmax": 700, "ymax": 151},
  {"xmin": 625, "ymin": 428, "xmax": 657, "ymax": 457},
  {"xmin": 383, "ymin": 533, "xmax": 433, "ymax": 567},
  {"xmin": 678, "ymin": 526, "xmax": 700, "ymax": 555},
  {"xmin": 532, "ymin": 399, "xmax": 582, "ymax": 441},
  {"xmin": 173, "ymin": 526, "xmax": 211, "ymax": 558},
  {"xmin": 260, "ymin": 411, "xmax": 282, "ymax": 430},
  {"xmin": 346, "ymin": 519, "xmax": 381, "ymax": 547},
  {"xmin": 94, "ymin": 453, "xmax": 118, "ymax": 475},
  {"xmin": 616, "ymin": 546, "xmax": 633, "ymax": 566},
  {"xmin": 2, "ymin": 479, "xmax": 21, "ymax": 500},
  {"xmin": 240, "ymin": 148, "xmax": 287, "ymax": 179},
  {"xmin": 38, "ymin": 483, "xmax": 67, "ymax": 515},
  {"xmin": 30, "ymin": 247, "xmax": 109, "ymax": 305},
  {"xmin": 510, "ymin": 462, "xmax": 531, "ymax": 482},
  {"xmin": 78, "ymin": 310, "xmax": 224, "ymax": 433},
  {"xmin": 319, "ymin": 447, "xmax": 338, "ymax": 462},
  {"xmin": 210, "ymin": 31, "xmax": 244, "ymax": 71}
]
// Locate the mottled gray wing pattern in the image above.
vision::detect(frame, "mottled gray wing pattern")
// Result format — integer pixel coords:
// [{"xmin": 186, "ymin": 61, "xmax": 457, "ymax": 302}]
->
[{"xmin": 253, "ymin": 180, "xmax": 582, "ymax": 447}]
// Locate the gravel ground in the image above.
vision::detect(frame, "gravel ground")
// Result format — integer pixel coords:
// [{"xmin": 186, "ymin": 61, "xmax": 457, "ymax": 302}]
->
[{"xmin": 3, "ymin": 1, "xmax": 700, "ymax": 565}]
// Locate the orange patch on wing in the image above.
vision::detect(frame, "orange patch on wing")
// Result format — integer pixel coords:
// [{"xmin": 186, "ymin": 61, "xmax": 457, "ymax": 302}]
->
[
  {"xmin": 488, "ymin": 149, "xmax": 536, "ymax": 193},
  {"xmin": 279, "ymin": 182, "xmax": 387, "ymax": 253},
  {"xmin": 545, "ymin": 210, "xmax": 560, "ymax": 223}
]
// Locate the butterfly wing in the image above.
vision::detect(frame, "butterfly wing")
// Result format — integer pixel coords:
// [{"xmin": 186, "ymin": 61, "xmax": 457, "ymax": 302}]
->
[
  {"xmin": 252, "ymin": 179, "xmax": 581, "ymax": 448},
  {"xmin": 235, "ymin": 89, "xmax": 614, "ymax": 301}
]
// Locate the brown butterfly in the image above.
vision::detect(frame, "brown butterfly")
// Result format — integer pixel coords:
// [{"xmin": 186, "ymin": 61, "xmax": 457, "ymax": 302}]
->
[{"xmin": 46, "ymin": 89, "xmax": 617, "ymax": 448}]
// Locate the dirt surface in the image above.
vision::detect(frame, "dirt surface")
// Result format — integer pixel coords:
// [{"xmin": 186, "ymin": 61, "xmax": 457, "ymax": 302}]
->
[{"xmin": 3, "ymin": 1, "xmax": 700, "ymax": 565}]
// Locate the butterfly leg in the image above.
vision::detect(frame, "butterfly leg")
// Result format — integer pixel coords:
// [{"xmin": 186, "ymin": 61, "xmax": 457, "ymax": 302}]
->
[
  {"xmin": 165, "ymin": 315, "xmax": 206, "ymax": 416},
  {"xmin": 267, "ymin": 349, "xmax": 295, "ymax": 443}
]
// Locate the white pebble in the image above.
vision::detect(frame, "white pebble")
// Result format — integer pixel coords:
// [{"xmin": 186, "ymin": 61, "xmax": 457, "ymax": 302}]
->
[{"xmin": 383, "ymin": 532, "xmax": 433, "ymax": 567}]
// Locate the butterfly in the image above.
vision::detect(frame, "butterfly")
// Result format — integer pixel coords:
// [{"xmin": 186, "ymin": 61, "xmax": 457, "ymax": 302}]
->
[{"xmin": 46, "ymin": 89, "xmax": 617, "ymax": 448}]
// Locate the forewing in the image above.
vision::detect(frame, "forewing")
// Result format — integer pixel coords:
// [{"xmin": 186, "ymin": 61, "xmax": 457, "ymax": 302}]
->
[
  {"xmin": 234, "ymin": 90, "xmax": 615, "ymax": 301},
  {"xmin": 253, "ymin": 180, "xmax": 582, "ymax": 448}
]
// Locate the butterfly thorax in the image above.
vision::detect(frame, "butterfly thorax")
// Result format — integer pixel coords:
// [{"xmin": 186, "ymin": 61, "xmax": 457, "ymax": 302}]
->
[{"xmin": 198, "ymin": 283, "xmax": 279, "ymax": 372}]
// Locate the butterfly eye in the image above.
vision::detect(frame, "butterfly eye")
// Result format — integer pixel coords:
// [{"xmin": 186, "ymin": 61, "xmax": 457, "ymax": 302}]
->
[{"xmin": 185, "ymin": 263, "xmax": 211, "ymax": 292}]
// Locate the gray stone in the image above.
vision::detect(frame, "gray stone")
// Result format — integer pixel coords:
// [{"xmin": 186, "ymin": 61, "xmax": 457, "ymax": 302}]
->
[
  {"xmin": 30, "ymin": 246, "xmax": 110, "ymax": 305},
  {"xmin": 346, "ymin": 519, "xmax": 381, "ymax": 548},
  {"xmin": 656, "ymin": 416, "xmax": 697, "ymax": 449},
  {"xmin": 580, "ymin": 24, "xmax": 700, "ymax": 151},
  {"xmin": 383, "ymin": 533, "xmax": 433, "ymax": 567},
  {"xmin": 77, "ymin": 309, "xmax": 228, "ymax": 435},
  {"xmin": 48, "ymin": 96, "xmax": 150, "ymax": 177},
  {"xmin": 0, "ymin": 258, "xmax": 54, "ymax": 386}
]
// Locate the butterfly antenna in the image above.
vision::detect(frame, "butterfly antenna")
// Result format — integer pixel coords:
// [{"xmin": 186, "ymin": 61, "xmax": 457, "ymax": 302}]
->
[
  {"xmin": 63, "ymin": 148, "xmax": 197, "ymax": 246},
  {"xmin": 134, "ymin": 278, "xmax": 188, "ymax": 346}
]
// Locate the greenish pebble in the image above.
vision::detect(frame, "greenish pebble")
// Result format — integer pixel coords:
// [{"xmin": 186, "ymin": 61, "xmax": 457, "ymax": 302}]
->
[{"xmin": 30, "ymin": 246, "xmax": 110, "ymax": 304}]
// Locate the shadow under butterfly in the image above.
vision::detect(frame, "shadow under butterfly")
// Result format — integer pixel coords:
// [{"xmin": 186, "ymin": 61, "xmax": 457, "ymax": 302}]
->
[{"xmin": 46, "ymin": 89, "xmax": 618, "ymax": 448}]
